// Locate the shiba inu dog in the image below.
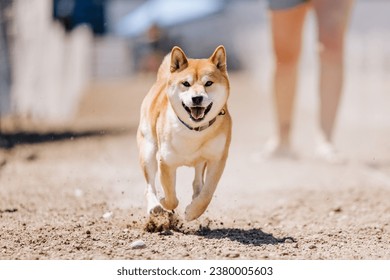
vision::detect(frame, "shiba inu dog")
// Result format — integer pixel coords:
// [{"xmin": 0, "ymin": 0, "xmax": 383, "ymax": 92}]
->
[{"xmin": 137, "ymin": 45, "xmax": 231, "ymax": 221}]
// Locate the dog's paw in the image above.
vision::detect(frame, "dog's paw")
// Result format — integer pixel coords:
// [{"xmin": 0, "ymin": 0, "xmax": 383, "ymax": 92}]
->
[
  {"xmin": 184, "ymin": 203, "xmax": 202, "ymax": 221},
  {"xmin": 144, "ymin": 208, "xmax": 179, "ymax": 232},
  {"xmin": 148, "ymin": 205, "xmax": 165, "ymax": 216},
  {"xmin": 159, "ymin": 197, "xmax": 179, "ymax": 210},
  {"xmin": 184, "ymin": 210, "xmax": 196, "ymax": 222}
]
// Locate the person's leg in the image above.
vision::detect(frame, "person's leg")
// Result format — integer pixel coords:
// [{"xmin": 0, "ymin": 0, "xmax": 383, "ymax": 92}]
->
[
  {"xmin": 313, "ymin": 0, "xmax": 354, "ymax": 142},
  {"xmin": 267, "ymin": 3, "xmax": 309, "ymax": 156},
  {"xmin": 313, "ymin": 0, "xmax": 354, "ymax": 162}
]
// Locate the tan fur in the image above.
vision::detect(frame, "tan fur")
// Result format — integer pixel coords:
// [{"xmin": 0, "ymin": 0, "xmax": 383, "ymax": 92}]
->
[{"xmin": 137, "ymin": 46, "xmax": 231, "ymax": 221}]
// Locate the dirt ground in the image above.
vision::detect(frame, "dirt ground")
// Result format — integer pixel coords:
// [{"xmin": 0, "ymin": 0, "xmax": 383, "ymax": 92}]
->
[{"xmin": 1, "ymin": 74, "xmax": 390, "ymax": 260}]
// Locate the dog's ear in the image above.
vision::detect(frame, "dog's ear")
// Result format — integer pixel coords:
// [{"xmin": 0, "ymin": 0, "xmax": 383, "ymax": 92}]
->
[
  {"xmin": 170, "ymin": 46, "xmax": 188, "ymax": 72},
  {"xmin": 209, "ymin": 45, "xmax": 227, "ymax": 72}
]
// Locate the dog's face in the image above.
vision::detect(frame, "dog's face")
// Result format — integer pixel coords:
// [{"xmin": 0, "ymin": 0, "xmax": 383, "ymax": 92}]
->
[{"xmin": 167, "ymin": 46, "xmax": 229, "ymax": 124}]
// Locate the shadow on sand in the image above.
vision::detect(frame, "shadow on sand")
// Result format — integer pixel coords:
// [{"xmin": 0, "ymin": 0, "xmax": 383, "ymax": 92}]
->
[
  {"xmin": 195, "ymin": 226, "xmax": 296, "ymax": 246},
  {"xmin": 0, "ymin": 129, "xmax": 129, "ymax": 149}
]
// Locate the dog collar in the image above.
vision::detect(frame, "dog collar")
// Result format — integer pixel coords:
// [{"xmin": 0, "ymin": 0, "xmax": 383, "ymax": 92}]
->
[{"xmin": 178, "ymin": 109, "xmax": 226, "ymax": 132}]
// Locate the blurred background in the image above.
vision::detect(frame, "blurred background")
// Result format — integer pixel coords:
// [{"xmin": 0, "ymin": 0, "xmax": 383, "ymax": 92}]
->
[{"xmin": 0, "ymin": 0, "xmax": 389, "ymax": 161}]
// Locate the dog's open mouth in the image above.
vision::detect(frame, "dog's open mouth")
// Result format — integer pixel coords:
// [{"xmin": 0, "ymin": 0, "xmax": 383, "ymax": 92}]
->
[{"xmin": 182, "ymin": 102, "xmax": 213, "ymax": 122}]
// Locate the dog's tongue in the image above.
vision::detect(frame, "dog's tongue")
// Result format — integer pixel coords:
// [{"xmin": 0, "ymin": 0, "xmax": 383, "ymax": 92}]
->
[{"xmin": 190, "ymin": 107, "xmax": 205, "ymax": 120}]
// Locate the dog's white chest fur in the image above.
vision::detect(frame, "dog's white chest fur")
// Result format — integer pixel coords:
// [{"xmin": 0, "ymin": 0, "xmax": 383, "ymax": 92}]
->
[{"xmin": 159, "ymin": 111, "xmax": 226, "ymax": 166}]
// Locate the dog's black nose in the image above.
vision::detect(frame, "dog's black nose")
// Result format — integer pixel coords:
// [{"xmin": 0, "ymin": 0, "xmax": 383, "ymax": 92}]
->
[{"xmin": 192, "ymin": 96, "xmax": 203, "ymax": 105}]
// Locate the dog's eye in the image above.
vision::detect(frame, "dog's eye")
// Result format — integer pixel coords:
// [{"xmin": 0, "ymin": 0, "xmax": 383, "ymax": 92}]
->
[
  {"xmin": 182, "ymin": 81, "xmax": 191, "ymax": 87},
  {"xmin": 205, "ymin": 81, "xmax": 213, "ymax": 87}
]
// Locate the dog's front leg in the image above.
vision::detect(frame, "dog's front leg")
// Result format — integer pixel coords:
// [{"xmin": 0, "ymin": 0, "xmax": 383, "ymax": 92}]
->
[
  {"xmin": 192, "ymin": 162, "xmax": 206, "ymax": 199},
  {"xmin": 185, "ymin": 157, "xmax": 227, "ymax": 221},
  {"xmin": 159, "ymin": 162, "xmax": 179, "ymax": 210}
]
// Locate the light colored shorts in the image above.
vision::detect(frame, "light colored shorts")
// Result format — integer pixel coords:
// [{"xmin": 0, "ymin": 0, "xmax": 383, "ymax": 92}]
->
[{"xmin": 268, "ymin": 0, "xmax": 309, "ymax": 10}]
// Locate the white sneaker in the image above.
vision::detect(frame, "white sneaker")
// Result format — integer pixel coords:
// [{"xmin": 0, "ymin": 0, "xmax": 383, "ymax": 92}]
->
[
  {"xmin": 255, "ymin": 137, "xmax": 297, "ymax": 160},
  {"xmin": 315, "ymin": 140, "xmax": 346, "ymax": 164}
]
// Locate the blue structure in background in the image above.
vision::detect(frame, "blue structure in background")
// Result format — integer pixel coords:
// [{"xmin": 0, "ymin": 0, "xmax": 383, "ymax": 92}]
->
[
  {"xmin": 53, "ymin": 0, "xmax": 106, "ymax": 35},
  {"xmin": 116, "ymin": 0, "xmax": 226, "ymax": 38}
]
